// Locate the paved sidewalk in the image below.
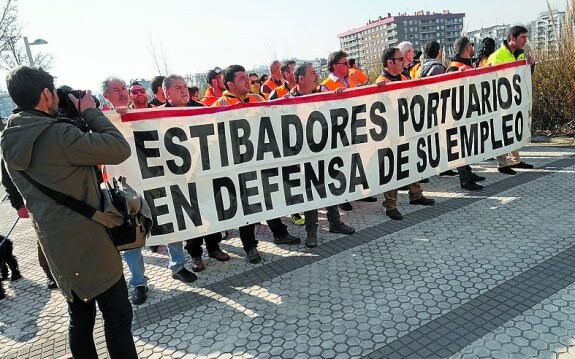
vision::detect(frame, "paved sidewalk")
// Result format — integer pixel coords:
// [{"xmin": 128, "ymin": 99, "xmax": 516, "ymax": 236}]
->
[{"xmin": 1, "ymin": 144, "xmax": 574, "ymax": 359}]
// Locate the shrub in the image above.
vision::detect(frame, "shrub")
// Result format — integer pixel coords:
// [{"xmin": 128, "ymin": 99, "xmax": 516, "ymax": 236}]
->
[{"xmin": 531, "ymin": 1, "xmax": 575, "ymax": 135}]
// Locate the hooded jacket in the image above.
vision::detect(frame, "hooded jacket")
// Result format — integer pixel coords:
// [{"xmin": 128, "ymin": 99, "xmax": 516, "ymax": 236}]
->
[
  {"xmin": 418, "ymin": 58, "xmax": 446, "ymax": 78},
  {"xmin": 1, "ymin": 107, "xmax": 131, "ymax": 302}
]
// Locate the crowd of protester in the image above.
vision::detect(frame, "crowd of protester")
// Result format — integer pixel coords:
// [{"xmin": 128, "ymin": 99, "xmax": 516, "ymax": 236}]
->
[{"xmin": 0, "ymin": 25, "xmax": 536, "ymax": 358}]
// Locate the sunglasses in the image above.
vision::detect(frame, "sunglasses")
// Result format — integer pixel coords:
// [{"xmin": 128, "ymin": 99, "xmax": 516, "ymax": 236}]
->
[
  {"xmin": 250, "ymin": 80, "xmax": 260, "ymax": 85},
  {"xmin": 213, "ymin": 67, "xmax": 222, "ymax": 74},
  {"xmin": 130, "ymin": 88, "xmax": 146, "ymax": 94},
  {"xmin": 391, "ymin": 57, "xmax": 404, "ymax": 62}
]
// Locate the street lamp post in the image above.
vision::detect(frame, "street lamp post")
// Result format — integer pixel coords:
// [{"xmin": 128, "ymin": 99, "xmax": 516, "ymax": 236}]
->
[{"xmin": 23, "ymin": 37, "xmax": 48, "ymax": 67}]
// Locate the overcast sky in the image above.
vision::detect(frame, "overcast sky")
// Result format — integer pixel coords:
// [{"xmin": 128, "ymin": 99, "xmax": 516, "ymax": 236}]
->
[{"xmin": 8, "ymin": 0, "xmax": 563, "ymax": 91}]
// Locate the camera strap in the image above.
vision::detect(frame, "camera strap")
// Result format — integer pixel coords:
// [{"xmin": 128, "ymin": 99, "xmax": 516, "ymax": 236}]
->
[{"xmin": 18, "ymin": 171, "xmax": 97, "ymax": 220}]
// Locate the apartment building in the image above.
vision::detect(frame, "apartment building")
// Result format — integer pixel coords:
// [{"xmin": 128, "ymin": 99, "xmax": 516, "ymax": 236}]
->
[
  {"xmin": 338, "ymin": 10, "xmax": 465, "ymax": 71},
  {"xmin": 530, "ymin": 10, "xmax": 566, "ymax": 52}
]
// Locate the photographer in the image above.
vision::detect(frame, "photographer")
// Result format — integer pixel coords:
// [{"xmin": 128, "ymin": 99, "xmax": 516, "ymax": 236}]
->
[{"xmin": 0, "ymin": 66, "xmax": 137, "ymax": 359}]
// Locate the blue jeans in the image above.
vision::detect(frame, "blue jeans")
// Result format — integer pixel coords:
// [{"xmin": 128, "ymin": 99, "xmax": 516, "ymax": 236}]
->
[
  {"xmin": 123, "ymin": 248, "xmax": 148, "ymax": 287},
  {"xmin": 67, "ymin": 276, "xmax": 137, "ymax": 359},
  {"xmin": 167, "ymin": 242, "xmax": 186, "ymax": 273}
]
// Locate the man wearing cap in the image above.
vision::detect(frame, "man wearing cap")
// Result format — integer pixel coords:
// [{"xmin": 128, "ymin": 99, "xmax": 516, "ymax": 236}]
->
[
  {"xmin": 201, "ymin": 67, "xmax": 225, "ymax": 106},
  {"xmin": 444, "ymin": 36, "xmax": 487, "ymax": 191}
]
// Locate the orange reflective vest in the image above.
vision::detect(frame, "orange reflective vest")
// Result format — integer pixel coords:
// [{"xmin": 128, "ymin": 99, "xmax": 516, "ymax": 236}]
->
[
  {"xmin": 375, "ymin": 73, "xmax": 408, "ymax": 84},
  {"xmin": 269, "ymin": 83, "xmax": 293, "ymax": 100},
  {"xmin": 320, "ymin": 77, "xmax": 349, "ymax": 91},
  {"xmin": 261, "ymin": 78, "xmax": 282, "ymax": 99},
  {"xmin": 348, "ymin": 68, "xmax": 368, "ymax": 88},
  {"xmin": 201, "ymin": 87, "xmax": 219, "ymax": 106},
  {"xmin": 211, "ymin": 91, "xmax": 265, "ymax": 107},
  {"xmin": 447, "ymin": 61, "xmax": 474, "ymax": 72}
]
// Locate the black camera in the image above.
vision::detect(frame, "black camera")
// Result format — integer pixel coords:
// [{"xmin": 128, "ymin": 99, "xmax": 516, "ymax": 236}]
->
[{"xmin": 57, "ymin": 86, "xmax": 100, "ymax": 132}]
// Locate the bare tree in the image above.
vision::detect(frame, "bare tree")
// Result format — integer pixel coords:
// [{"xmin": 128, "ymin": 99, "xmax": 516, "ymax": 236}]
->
[
  {"xmin": 147, "ymin": 36, "xmax": 171, "ymax": 75},
  {"xmin": 0, "ymin": 0, "xmax": 53, "ymax": 71}
]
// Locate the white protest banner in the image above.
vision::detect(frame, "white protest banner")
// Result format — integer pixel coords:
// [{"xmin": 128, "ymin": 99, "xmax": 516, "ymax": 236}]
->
[{"xmin": 106, "ymin": 61, "xmax": 532, "ymax": 245}]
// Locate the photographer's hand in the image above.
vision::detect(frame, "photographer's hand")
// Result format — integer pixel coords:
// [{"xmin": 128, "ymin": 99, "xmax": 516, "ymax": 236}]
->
[{"xmin": 68, "ymin": 90, "xmax": 96, "ymax": 113}]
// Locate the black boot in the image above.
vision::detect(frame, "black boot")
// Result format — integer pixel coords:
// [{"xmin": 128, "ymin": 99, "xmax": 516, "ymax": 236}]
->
[
  {"xmin": 0, "ymin": 263, "xmax": 7, "ymax": 281},
  {"xmin": 6, "ymin": 256, "xmax": 21, "ymax": 282},
  {"xmin": 44, "ymin": 267, "xmax": 57, "ymax": 289}
]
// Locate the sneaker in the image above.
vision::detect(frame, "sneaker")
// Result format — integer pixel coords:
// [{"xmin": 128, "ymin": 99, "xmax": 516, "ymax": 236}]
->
[
  {"xmin": 470, "ymin": 173, "xmax": 486, "ymax": 182},
  {"xmin": 329, "ymin": 221, "xmax": 355, "ymax": 234},
  {"xmin": 290, "ymin": 213, "xmax": 305, "ymax": 226},
  {"xmin": 386, "ymin": 208, "xmax": 403, "ymax": 220},
  {"xmin": 510, "ymin": 161, "xmax": 534, "ymax": 169},
  {"xmin": 273, "ymin": 233, "xmax": 301, "ymax": 245},
  {"xmin": 305, "ymin": 232, "xmax": 318, "ymax": 248},
  {"xmin": 131, "ymin": 285, "xmax": 148, "ymax": 305},
  {"xmin": 339, "ymin": 202, "xmax": 353, "ymax": 211},
  {"xmin": 440, "ymin": 170, "xmax": 458, "ymax": 176},
  {"xmin": 460, "ymin": 181, "xmax": 484, "ymax": 191},
  {"xmin": 208, "ymin": 249, "xmax": 230, "ymax": 261},
  {"xmin": 409, "ymin": 196, "xmax": 435, "ymax": 206},
  {"xmin": 358, "ymin": 196, "xmax": 377, "ymax": 202},
  {"xmin": 191, "ymin": 258, "xmax": 205, "ymax": 272},
  {"xmin": 498, "ymin": 166, "xmax": 516, "ymax": 175},
  {"xmin": 245, "ymin": 248, "xmax": 262, "ymax": 264},
  {"xmin": 171, "ymin": 267, "xmax": 198, "ymax": 283}
]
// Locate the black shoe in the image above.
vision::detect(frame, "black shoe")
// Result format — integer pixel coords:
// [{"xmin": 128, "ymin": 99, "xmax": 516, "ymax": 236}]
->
[
  {"xmin": 245, "ymin": 248, "xmax": 262, "ymax": 264},
  {"xmin": 47, "ymin": 278, "xmax": 58, "ymax": 290},
  {"xmin": 131, "ymin": 285, "xmax": 148, "ymax": 305},
  {"xmin": 273, "ymin": 233, "xmax": 301, "ymax": 245},
  {"xmin": 461, "ymin": 181, "xmax": 484, "ymax": 191},
  {"xmin": 419, "ymin": 178, "xmax": 430, "ymax": 183},
  {"xmin": 339, "ymin": 202, "xmax": 353, "ymax": 211},
  {"xmin": 358, "ymin": 196, "xmax": 377, "ymax": 202},
  {"xmin": 11, "ymin": 271, "xmax": 22, "ymax": 282},
  {"xmin": 172, "ymin": 267, "xmax": 198, "ymax": 283},
  {"xmin": 149, "ymin": 245, "xmax": 159, "ymax": 253},
  {"xmin": 409, "ymin": 196, "xmax": 435, "ymax": 206},
  {"xmin": 386, "ymin": 208, "xmax": 403, "ymax": 220},
  {"xmin": 498, "ymin": 166, "xmax": 516, "ymax": 175},
  {"xmin": 470, "ymin": 173, "xmax": 486, "ymax": 182},
  {"xmin": 510, "ymin": 161, "xmax": 534, "ymax": 169},
  {"xmin": 329, "ymin": 221, "xmax": 355, "ymax": 234},
  {"xmin": 440, "ymin": 170, "xmax": 458, "ymax": 176}
]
